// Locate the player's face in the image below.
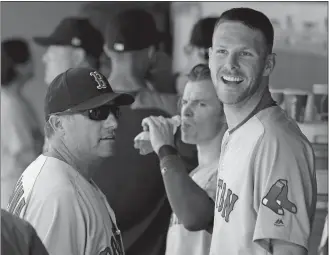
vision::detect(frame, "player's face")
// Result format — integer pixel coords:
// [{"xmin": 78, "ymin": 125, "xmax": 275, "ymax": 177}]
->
[
  {"xmin": 181, "ymin": 79, "xmax": 224, "ymax": 145},
  {"xmin": 62, "ymin": 107, "xmax": 119, "ymax": 159},
  {"xmin": 42, "ymin": 45, "xmax": 75, "ymax": 85},
  {"xmin": 209, "ymin": 21, "xmax": 269, "ymax": 105}
]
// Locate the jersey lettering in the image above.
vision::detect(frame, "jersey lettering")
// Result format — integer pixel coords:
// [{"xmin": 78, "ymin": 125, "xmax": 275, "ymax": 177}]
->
[
  {"xmin": 90, "ymin": 71, "xmax": 107, "ymax": 90},
  {"xmin": 99, "ymin": 235, "xmax": 123, "ymax": 255},
  {"xmin": 99, "ymin": 247, "xmax": 111, "ymax": 255},
  {"xmin": 110, "ymin": 235, "xmax": 123, "ymax": 255},
  {"xmin": 215, "ymin": 178, "xmax": 239, "ymax": 222},
  {"xmin": 7, "ymin": 176, "xmax": 26, "ymax": 216}
]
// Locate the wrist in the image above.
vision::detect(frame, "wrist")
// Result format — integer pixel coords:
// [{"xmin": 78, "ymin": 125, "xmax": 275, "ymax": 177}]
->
[{"xmin": 158, "ymin": 145, "xmax": 177, "ymax": 160}]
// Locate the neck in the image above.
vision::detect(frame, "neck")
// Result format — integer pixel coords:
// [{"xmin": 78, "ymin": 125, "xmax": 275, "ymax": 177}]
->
[
  {"xmin": 45, "ymin": 139, "xmax": 98, "ymax": 181},
  {"xmin": 197, "ymin": 123, "xmax": 227, "ymax": 167},
  {"xmin": 224, "ymin": 78, "xmax": 271, "ymax": 130}
]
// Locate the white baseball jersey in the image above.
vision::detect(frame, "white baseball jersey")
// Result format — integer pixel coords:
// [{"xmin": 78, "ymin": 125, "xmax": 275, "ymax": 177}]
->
[
  {"xmin": 209, "ymin": 106, "xmax": 317, "ymax": 255},
  {"xmin": 165, "ymin": 161, "xmax": 217, "ymax": 255},
  {"xmin": 7, "ymin": 155, "xmax": 124, "ymax": 255}
]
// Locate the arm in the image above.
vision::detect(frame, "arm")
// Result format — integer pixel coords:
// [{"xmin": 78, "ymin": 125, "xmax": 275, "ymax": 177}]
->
[
  {"xmin": 142, "ymin": 116, "xmax": 214, "ymax": 231},
  {"xmin": 159, "ymin": 148, "xmax": 214, "ymax": 231},
  {"xmin": 252, "ymin": 132, "xmax": 316, "ymax": 253},
  {"xmin": 271, "ymin": 239, "xmax": 307, "ymax": 255}
]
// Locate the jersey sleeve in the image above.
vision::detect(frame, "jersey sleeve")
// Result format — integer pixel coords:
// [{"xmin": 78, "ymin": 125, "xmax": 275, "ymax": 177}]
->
[
  {"xmin": 26, "ymin": 187, "xmax": 86, "ymax": 255},
  {"xmin": 252, "ymin": 132, "xmax": 316, "ymax": 251}
]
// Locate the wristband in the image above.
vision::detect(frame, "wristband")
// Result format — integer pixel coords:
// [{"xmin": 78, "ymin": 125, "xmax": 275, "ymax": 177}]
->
[{"xmin": 158, "ymin": 145, "xmax": 177, "ymax": 160}]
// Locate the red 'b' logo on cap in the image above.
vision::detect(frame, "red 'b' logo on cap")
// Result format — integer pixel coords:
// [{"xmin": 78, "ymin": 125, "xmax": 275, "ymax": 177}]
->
[{"xmin": 90, "ymin": 71, "xmax": 107, "ymax": 90}]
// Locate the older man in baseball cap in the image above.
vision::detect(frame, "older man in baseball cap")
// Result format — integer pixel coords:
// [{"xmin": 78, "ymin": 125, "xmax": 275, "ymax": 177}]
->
[
  {"xmin": 34, "ymin": 17, "xmax": 104, "ymax": 85},
  {"xmin": 7, "ymin": 67, "xmax": 134, "ymax": 255}
]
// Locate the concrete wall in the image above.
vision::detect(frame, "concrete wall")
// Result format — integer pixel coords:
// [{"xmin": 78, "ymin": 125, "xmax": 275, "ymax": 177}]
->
[{"xmin": 1, "ymin": 1, "xmax": 85, "ymax": 127}]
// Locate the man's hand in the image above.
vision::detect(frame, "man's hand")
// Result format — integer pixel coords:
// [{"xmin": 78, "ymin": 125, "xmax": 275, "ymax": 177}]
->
[{"xmin": 141, "ymin": 116, "xmax": 175, "ymax": 154}]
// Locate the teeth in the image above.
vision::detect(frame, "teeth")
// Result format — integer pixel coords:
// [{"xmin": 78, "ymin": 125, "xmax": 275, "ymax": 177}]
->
[
  {"xmin": 222, "ymin": 76, "xmax": 243, "ymax": 82},
  {"xmin": 102, "ymin": 136, "xmax": 114, "ymax": 139}
]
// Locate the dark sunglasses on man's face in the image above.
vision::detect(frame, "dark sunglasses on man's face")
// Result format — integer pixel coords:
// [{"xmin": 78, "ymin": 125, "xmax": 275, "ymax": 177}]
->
[
  {"xmin": 50, "ymin": 104, "xmax": 121, "ymax": 121},
  {"xmin": 83, "ymin": 104, "xmax": 121, "ymax": 121}
]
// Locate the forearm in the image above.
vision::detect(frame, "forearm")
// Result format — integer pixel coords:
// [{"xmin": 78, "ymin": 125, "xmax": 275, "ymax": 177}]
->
[{"xmin": 159, "ymin": 146, "xmax": 214, "ymax": 230}]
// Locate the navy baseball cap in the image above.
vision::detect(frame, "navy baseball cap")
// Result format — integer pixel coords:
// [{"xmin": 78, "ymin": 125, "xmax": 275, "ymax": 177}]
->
[
  {"xmin": 33, "ymin": 17, "xmax": 104, "ymax": 58},
  {"xmin": 104, "ymin": 8, "xmax": 163, "ymax": 52},
  {"xmin": 45, "ymin": 67, "xmax": 134, "ymax": 120},
  {"xmin": 189, "ymin": 17, "xmax": 218, "ymax": 49}
]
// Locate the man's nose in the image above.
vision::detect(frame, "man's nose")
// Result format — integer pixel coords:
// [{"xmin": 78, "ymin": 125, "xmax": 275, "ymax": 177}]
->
[
  {"xmin": 181, "ymin": 103, "xmax": 194, "ymax": 117},
  {"xmin": 224, "ymin": 53, "xmax": 239, "ymax": 71},
  {"xmin": 104, "ymin": 113, "xmax": 118, "ymax": 129}
]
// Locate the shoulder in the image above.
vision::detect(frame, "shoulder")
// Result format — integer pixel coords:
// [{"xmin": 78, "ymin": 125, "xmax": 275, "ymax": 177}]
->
[
  {"xmin": 26, "ymin": 157, "xmax": 81, "ymax": 208},
  {"xmin": 254, "ymin": 106, "xmax": 313, "ymax": 154}
]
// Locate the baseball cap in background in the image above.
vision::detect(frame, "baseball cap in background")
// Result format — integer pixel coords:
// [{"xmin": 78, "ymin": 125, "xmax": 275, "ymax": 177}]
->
[
  {"xmin": 189, "ymin": 17, "xmax": 219, "ymax": 49},
  {"xmin": 2, "ymin": 39, "xmax": 30, "ymax": 64},
  {"xmin": 33, "ymin": 17, "xmax": 104, "ymax": 58},
  {"xmin": 44, "ymin": 67, "xmax": 134, "ymax": 120},
  {"xmin": 104, "ymin": 8, "xmax": 163, "ymax": 52}
]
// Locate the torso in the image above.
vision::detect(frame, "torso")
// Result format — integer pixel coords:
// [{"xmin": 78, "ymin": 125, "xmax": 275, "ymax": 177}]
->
[
  {"xmin": 210, "ymin": 106, "xmax": 316, "ymax": 255},
  {"xmin": 8, "ymin": 155, "xmax": 124, "ymax": 255}
]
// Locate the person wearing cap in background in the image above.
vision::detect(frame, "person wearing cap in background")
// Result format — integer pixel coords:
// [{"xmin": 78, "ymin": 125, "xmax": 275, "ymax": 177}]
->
[
  {"xmin": 7, "ymin": 67, "xmax": 134, "ymax": 255},
  {"xmin": 176, "ymin": 17, "xmax": 219, "ymax": 95},
  {"xmin": 33, "ymin": 17, "xmax": 104, "ymax": 86},
  {"xmin": 33, "ymin": 17, "xmax": 104, "ymax": 153},
  {"xmin": 1, "ymin": 39, "xmax": 44, "ymax": 210},
  {"xmin": 94, "ymin": 8, "xmax": 198, "ymax": 255},
  {"xmin": 103, "ymin": 8, "xmax": 178, "ymax": 116}
]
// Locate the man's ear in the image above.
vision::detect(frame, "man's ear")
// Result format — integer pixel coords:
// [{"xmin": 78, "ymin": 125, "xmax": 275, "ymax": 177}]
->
[
  {"xmin": 263, "ymin": 53, "xmax": 276, "ymax": 77},
  {"xmin": 72, "ymin": 48, "xmax": 86, "ymax": 67},
  {"xmin": 48, "ymin": 115, "xmax": 64, "ymax": 134}
]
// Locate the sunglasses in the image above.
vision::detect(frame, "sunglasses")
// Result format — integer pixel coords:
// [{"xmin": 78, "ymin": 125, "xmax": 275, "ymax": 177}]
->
[
  {"xmin": 51, "ymin": 104, "xmax": 121, "ymax": 121},
  {"xmin": 83, "ymin": 104, "xmax": 121, "ymax": 121}
]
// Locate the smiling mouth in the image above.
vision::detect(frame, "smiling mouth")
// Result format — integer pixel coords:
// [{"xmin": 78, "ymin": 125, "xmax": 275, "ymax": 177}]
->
[
  {"xmin": 221, "ymin": 75, "xmax": 244, "ymax": 85},
  {"xmin": 100, "ymin": 135, "xmax": 115, "ymax": 140}
]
